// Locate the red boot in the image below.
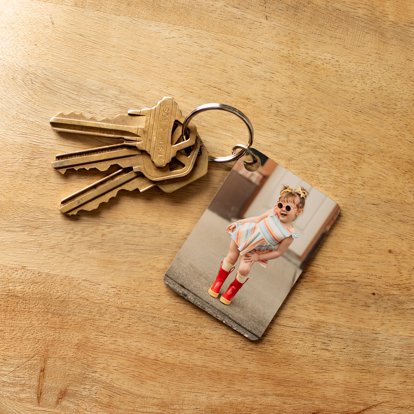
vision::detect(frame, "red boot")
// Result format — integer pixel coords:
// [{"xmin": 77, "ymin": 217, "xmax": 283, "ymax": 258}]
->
[
  {"xmin": 220, "ymin": 277, "xmax": 247, "ymax": 305},
  {"xmin": 208, "ymin": 263, "xmax": 234, "ymax": 298}
]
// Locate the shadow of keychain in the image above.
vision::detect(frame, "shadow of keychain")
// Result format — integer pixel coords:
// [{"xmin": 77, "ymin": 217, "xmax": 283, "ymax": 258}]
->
[{"xmin": 165, "ymin": 102, "xmax": 340, "ymax": 341}]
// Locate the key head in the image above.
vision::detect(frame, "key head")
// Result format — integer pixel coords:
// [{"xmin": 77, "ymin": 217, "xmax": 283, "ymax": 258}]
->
[
  {"xmin": 157, "ymin": 143, "xmax": 209, "ymax": 193},
  {"xmin": 132, "ymin": 125, "xmax": 200, "ymax": 181},
  {"xmin": 135, "ymin": 96, "xmax": 185, "ymax": 168}
]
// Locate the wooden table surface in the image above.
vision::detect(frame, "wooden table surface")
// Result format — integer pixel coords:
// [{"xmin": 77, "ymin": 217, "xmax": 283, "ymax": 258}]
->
[{"xmin": 0, "ymin": 1, "xmax": 413, "ymax": 413}]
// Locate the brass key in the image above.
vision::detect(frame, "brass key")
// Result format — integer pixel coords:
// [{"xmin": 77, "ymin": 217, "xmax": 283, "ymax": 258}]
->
[
  {"xmin": 60, "ymin": 144, "xmax": 208, "ymax": 215},
  {"xmin": 50, "ymin": 96, "xmax": 196, "ymax": 167},
  {"xmin": 52, "ymin": 126, "xmax": 201, "ymax": 181}
]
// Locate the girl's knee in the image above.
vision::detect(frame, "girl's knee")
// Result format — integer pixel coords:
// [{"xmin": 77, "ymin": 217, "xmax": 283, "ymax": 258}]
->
[{"xmin": 238, "ymin": 261, "xmax": 252, "ymax": 276}]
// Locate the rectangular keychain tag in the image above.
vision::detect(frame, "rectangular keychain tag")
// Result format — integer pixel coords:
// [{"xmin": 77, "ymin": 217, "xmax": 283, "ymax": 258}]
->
[{"xmin": 165, "ymin": 149, "xmax": 340, "ymax": 340}]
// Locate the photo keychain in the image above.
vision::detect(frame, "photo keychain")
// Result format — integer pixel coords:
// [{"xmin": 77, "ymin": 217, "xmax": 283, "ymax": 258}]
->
[{"xmin": 50, "ymin": 97, "xmax": 340, "ymax": 340}]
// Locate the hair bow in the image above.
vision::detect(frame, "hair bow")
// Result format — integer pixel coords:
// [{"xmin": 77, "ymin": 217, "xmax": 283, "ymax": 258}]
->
[{"xmin": 280, "ymin": 185, "xmax": 308, "ymax": 199}]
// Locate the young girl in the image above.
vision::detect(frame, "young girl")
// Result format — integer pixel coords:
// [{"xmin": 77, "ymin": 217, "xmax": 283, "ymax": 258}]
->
[{"xmin": 208, "ymin": 185, "xmax": 308, "ymax": 305}]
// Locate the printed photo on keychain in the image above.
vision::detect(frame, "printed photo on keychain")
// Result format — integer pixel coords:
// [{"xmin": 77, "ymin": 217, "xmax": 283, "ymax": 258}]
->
[{"xmin": 165, "ymin": 149, "xmax": 340, "ymax": 340}]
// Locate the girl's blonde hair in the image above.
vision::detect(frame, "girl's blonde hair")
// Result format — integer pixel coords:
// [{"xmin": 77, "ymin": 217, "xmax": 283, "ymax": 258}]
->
[{"xmin": 279, "ymin": 185, "xmax": 308, "ymax": 209}]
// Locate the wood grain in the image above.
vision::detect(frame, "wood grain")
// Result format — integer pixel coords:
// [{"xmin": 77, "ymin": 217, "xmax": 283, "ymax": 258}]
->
[{"xmin": 0, "ymin": 0, "xmax": 413, "ymax": 412}]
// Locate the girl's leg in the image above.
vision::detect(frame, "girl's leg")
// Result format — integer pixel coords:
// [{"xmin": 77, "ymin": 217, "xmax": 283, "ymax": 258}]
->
[
  {"xmin": 220, "ymin": 256, "xmax": 252, "ymax": 305},
  {"xmin": 223, "ymin": 240, "xmax": 240, "ymax": 269},
  {"xmin": 208, "ymin": 240, "xmax": 239, "ymax": 298},
  {"xmin": 237, "ymin": 255, "xmax": 253, "ymax": 279}
]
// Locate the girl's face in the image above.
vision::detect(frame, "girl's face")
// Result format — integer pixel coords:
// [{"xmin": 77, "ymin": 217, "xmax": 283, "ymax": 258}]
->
[{"xmin": 275, "ymin": 196, "xmax": 302, "ymax": 224}]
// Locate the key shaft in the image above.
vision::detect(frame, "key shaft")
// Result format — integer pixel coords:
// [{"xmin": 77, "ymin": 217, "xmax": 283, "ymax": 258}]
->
[
  {"xmin": 50, "ymin": 115, "xmax": 145, "ymax": 139},
  {"xmin": 53, "ymin": 126, "xmax": 201, "ymax": 181},
  {"xmin": 50, "ymin": 97, "xmax": 194, "ymax": 167},
  {"xmin": 53, "ymin": 143, "xmax": 139, "ymax": 173},
  {"xmin": 60, "ymin": 169, "xmax": 154, "ymax": 215},
  {"xmin": 58, "ymin": 144, "xmax": 209, "ymax": 215}
]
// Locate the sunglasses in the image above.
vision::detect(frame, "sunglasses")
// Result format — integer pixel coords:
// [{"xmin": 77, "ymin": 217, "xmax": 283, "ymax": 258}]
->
[{"xmin": 277, "ymin": 202, "xmax": 296, "ymax": 212}]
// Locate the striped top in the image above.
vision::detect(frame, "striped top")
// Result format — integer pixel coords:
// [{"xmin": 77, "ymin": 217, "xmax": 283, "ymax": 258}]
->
[{"xmin": 228, "ymin": 213, "xmax": 299, "ymax": 264}]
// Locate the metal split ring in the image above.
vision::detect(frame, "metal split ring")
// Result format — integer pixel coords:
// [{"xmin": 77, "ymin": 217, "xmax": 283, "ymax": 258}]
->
[
  {"xmin": 232, "ymin": 144, "xmax": 261, "ymax": 171},
  {"xmin": 181, "ymin": 103, "xmax": 254, "ymax": 163}
]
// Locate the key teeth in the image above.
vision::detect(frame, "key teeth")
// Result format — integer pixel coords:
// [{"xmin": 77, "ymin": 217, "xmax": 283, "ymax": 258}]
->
[
  {"xmin": 61, "ymin": 189, "xmax": 122, "ymax": 215},
  {"xmin": 51, "ymin": 111, "xmax": 84, "ymax": 123},
  {"xmin": 54, "ymin": 165, "xmax": 114, "ymax": 174},
  {"xmin": 51, "ymin": 112, "xmax": 129, "ymax": 124}
]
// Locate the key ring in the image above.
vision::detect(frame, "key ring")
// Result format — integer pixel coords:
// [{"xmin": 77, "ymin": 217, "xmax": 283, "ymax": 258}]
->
[
  {"xmin": 181, "ymin": 103, "xmax": 254, "ymax": 163},
  {"xmin": 232, "ymin": 143, "xmax": 260, "ymax": 169}
]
